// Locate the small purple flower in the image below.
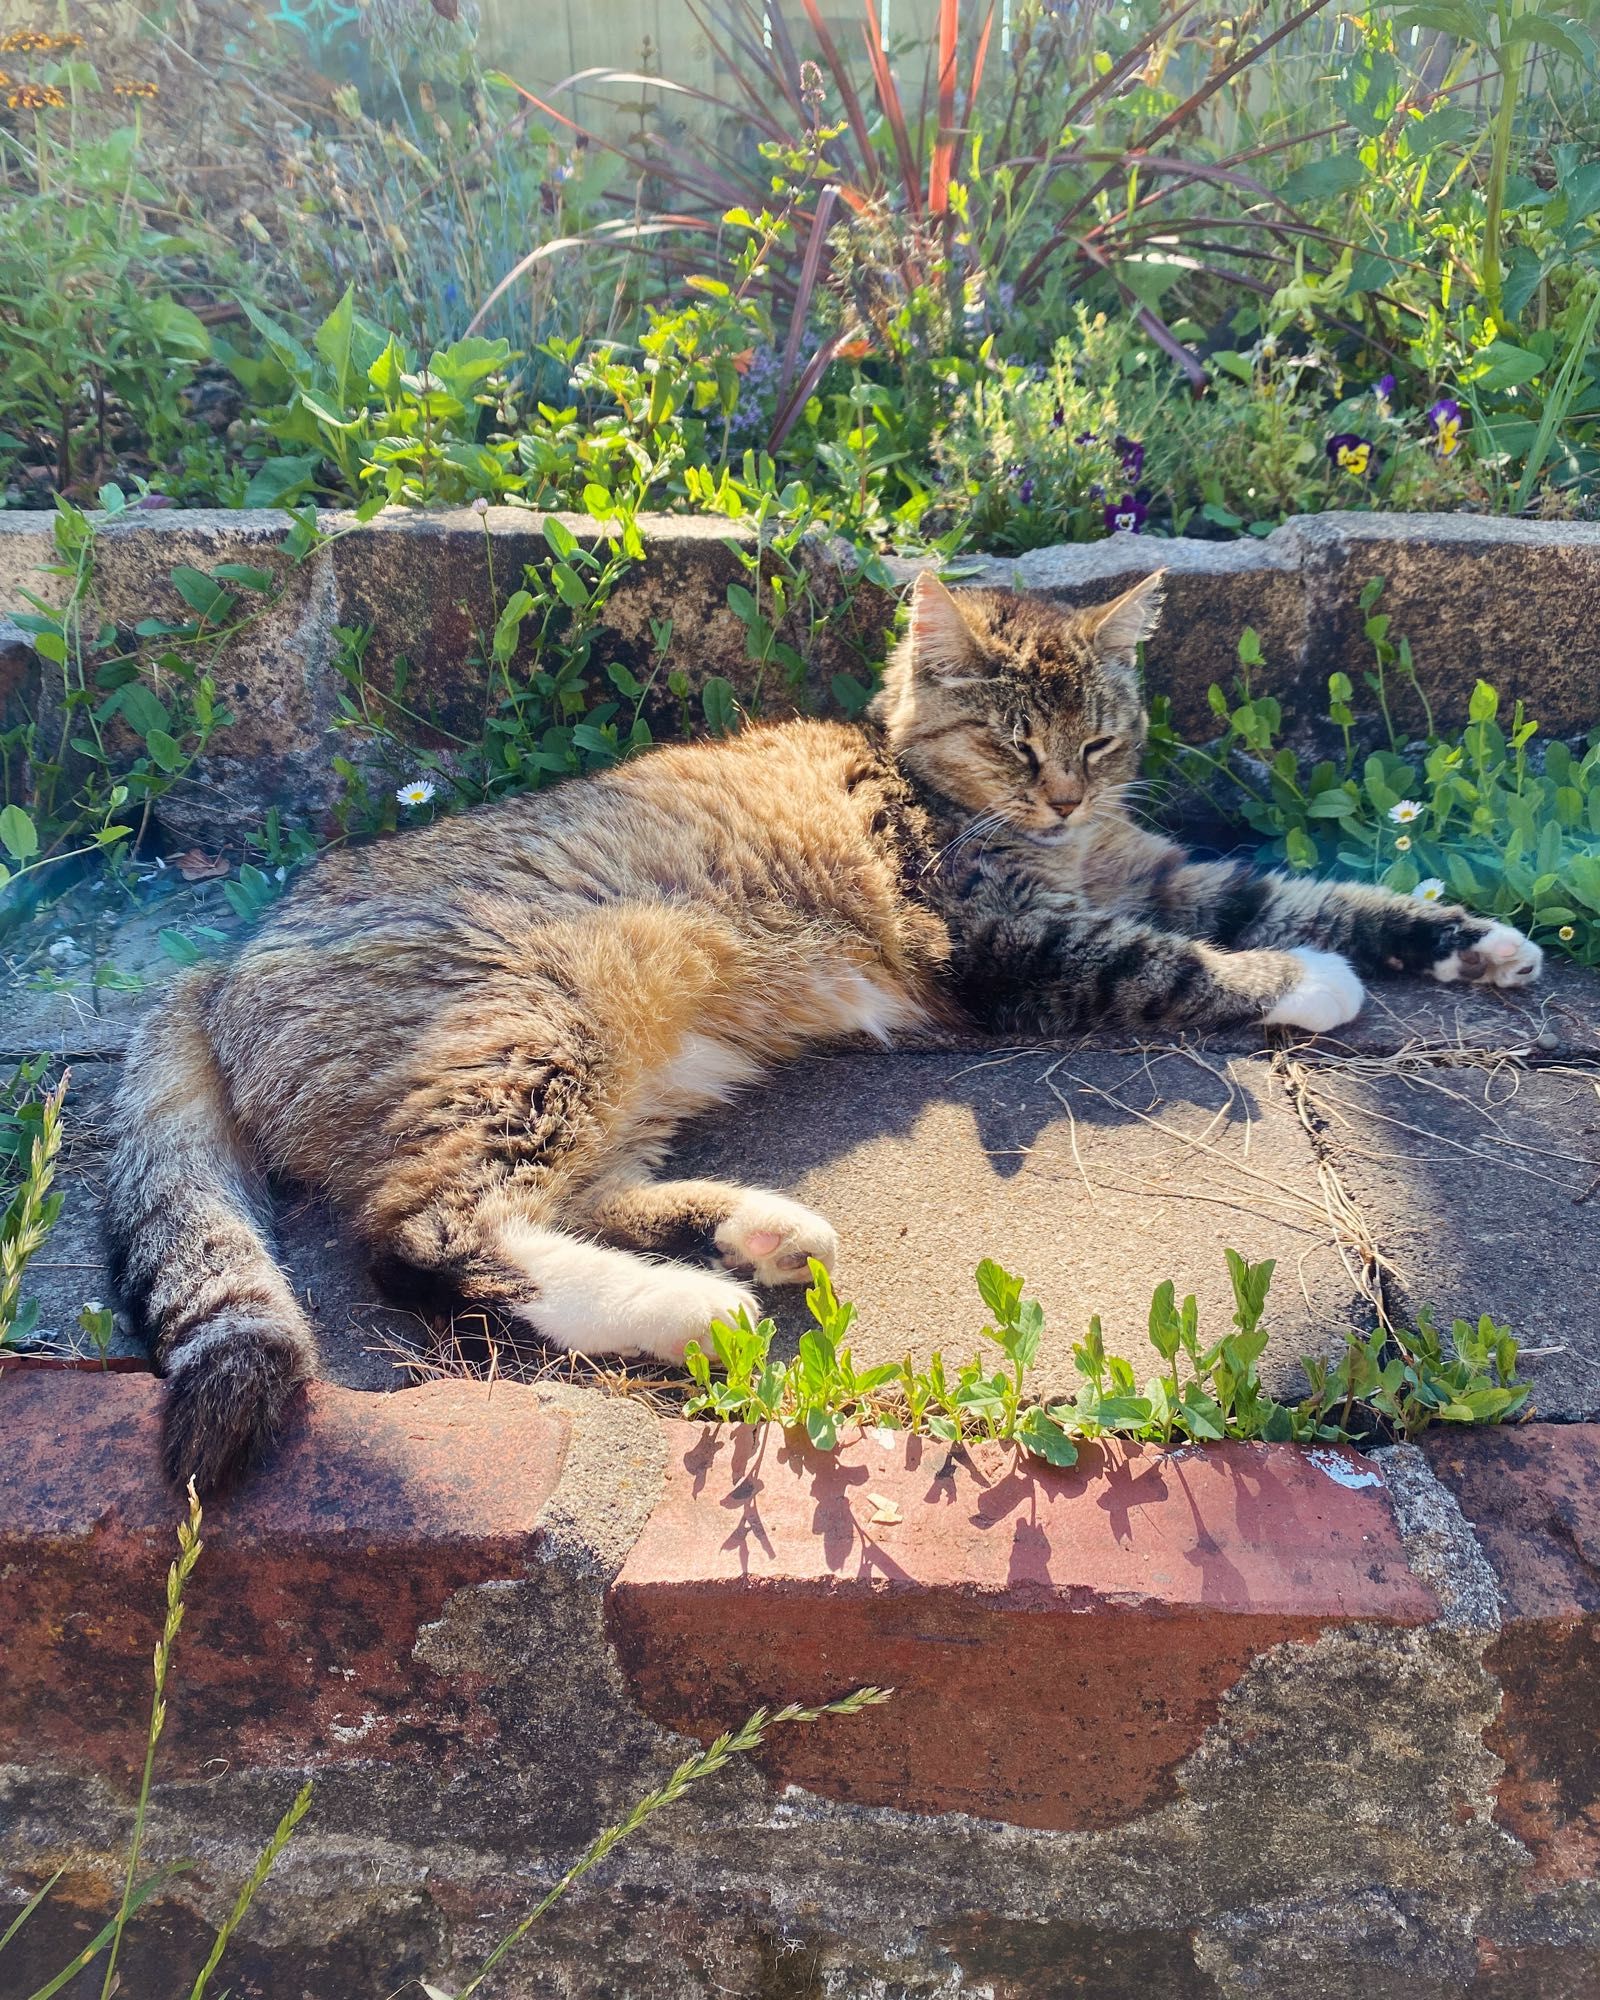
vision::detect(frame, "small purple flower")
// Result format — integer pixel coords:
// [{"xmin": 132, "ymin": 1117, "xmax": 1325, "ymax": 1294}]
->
[
  {"xmin": 1104, "ymin": 493, "xmax": 1148, "ymax": 535},
  {"xmin": 1325, "ymin": 432, "xmax": 1373, "ymax": 478},
  {"xmin": 1051, "ymin": 405, "xmax": 1066, "ymax": 431},
  {"xmin": 1074, "ymin": 429, "xmax": 1098, "ymax": 446},
  {"xmin": 1019, "ymin": 477, "xmax": 1035, "ymax": 506},
  {"xmin": 1375, "ymin": 372, "xmax": 1396, "ymax": 405},
  {"xmin": 1427, "ymin": 397, "xmax": 1464, "ymax": 458},
  {"xmin": 1115, "ymin": 435, "xmax": 1144, "ymax": 480}
]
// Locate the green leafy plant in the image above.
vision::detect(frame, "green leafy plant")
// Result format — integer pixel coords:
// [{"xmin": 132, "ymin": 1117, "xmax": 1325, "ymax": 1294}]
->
[
  {"xmin": 224, "ymin": 287, "xmax": 528, "ymax": 509},
  {"xmin": 1, "ymin": 491, "xmax": 370, "ymax": 912},
  {"xmin": 685, "ymin": 1249, "xmax": 1530, "ymax": 1462},
  {"xmin": 1147, "ymin": 602, "xmax": 1600, "ymax": 964},
  {"xmin": 1387, "ymin": 0, "xmax": 1599, "ymax": 319},
  {"xmin": 0, "ymin": 99, "xmax": 225, "ymax": 502}
]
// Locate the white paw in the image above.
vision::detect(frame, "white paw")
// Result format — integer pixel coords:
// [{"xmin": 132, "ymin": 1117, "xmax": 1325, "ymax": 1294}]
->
[
  {"xmin": 633, "ymin": 1265, "xmax": 760, "ymax": 1361},
  {"xmin": 501, "ymin": 1224, "xmax": 758, "ymax": 1364},
  {"xmin": 715, "ymin": 1190, "xmax": 838, "ymax": 1287},
  {"xmin": 1429, "ymin": 921, "xmax": 1543, "ymax": 989},
  {"xmin": 1264, "ymin": 948, "xmax": 1366, "ymax": 1033}
]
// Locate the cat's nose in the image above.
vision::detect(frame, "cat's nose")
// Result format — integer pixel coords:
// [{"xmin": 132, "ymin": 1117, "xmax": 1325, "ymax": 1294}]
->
[{"xmin": 1042, "ymin": 778, "xmax": 1085, "ymax": 815}]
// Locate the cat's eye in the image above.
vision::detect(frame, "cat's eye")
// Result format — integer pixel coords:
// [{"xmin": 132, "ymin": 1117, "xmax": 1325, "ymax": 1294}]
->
[
  {"xmin": 1013, "ymin": 737, "xmax": 1041, "ymax": 773},
  {"xmin": 1081, "ymin": 735, "xmax": 1119, "ymax": 765}
]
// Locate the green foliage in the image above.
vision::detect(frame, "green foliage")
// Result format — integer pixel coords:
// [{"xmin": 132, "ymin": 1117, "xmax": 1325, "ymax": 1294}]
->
[
  {"xmin": 0, "ymin": 1060, "xmax": 65, "ymax": 1349},
  {"xmin": 225, "ymin": 288, "xmax": 529, "ymax": 509},
  {"xmin": 1147, "ymin": 603, "xmax": 1600, "ymax": 964},
  {"xmin": 0, "ymin": 492, "xmax": 361, "ymax": 906},
  {"xmin": 0, "ymin": 113, "xmax": 224, "ymax": 501},
  {"xmin": 684, "ymin": 1251, "xmax": 1530, "ymax": 1460}
]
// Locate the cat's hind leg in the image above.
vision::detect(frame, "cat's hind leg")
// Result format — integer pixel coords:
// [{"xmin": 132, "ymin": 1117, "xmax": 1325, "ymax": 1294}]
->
[
  {"xmin": 377, "ymin": 1197, "xmax": 759, "ymax": 1365},
  {"xmin": 582, "ymin": 1177, "xmax": 838, "ymax": 1286}
]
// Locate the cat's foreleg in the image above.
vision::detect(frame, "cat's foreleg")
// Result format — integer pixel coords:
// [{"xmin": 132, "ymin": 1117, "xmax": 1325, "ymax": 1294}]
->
[
  {"xmin": 583, "ymin": 1178, "xmax": 838, "ymax": 1286},
  {"xmin": 1150, "ymin": 857, "xmax": 1541, "ymax": 989},
  {"xmin": 956, "ymin": 910, "xmax": 1365, "ymax": 1035}
]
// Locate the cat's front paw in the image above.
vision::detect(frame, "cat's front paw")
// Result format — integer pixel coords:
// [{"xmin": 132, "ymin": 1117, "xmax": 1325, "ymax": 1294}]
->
[
  {"xmin": 715, "ymin": 1190, "xmax": 838, "ymax": 1286},
  {"xmin": 1429, "ymin": 920, "xmax": 1543, "ymax": 989},
  {"xmin": 1264, "ymin": 948, "xmax": 1366, "ymax": 1033}
]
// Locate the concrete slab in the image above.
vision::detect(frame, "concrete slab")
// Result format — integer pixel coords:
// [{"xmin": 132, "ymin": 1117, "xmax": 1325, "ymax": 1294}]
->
[
  {"xmin": 1303, "ymin": 1059, "xmax": 1600, "ymax": 1420},
  {"xmin": 1313, "ymin": 961, "xmax": 1600, "ymax": 1063},
  {"xmin": 673, "ymin": 1047, "xmax": 1359, "ymax": 1399},
  {"xmin": 1, "ymin": 866, "xmax": 245, "ymax": 1061}
]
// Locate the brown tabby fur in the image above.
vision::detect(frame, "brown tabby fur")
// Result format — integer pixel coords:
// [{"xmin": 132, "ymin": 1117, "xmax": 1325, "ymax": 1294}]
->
[{"xmin": 105, "ymin": 571, "xmax": 1538, "ymax": 1490}]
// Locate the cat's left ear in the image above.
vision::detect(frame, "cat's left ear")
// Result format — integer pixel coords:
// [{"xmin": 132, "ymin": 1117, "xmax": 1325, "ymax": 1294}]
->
[
  {"xmin": 906, "ymin": 569, "xmax": 981, "ymax": 682},
  {"xmin": 1084, "ymin": 569, "xmax": 1166, "ymax": 669}
]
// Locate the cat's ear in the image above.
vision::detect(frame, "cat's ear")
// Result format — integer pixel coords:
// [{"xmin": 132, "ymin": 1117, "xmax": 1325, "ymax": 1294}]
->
[
  {"xmin": 1084, "ymin": 569, "xmax": 1166, "ymax": 668},
  {"xmin": 907, "ymin": 570, "xmax": 980, "ymax": 683}
]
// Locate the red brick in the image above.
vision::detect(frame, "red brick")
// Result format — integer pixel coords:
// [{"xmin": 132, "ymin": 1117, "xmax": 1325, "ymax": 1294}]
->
[
  {"xmin": 1425, "ymin": 1425, "xmax": 1600, "ymax": 1884},
  {"xmin": 0, "ymin": 1370, "xmax": 570, "ymax": 1782},
  {"xmin": 0, "ymin": 1353, "xmax": 150, "ymax": 1375},
  {"xmin": 608, "ymin": 1423, "xmax": 1437, "ymax": 1831}
]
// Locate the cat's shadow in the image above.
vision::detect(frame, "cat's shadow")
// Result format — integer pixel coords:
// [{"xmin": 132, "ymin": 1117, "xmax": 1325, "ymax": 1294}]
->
[{"xmin": 318, "ymin": 1032, "xmax": 1265, "ymax": 1380}]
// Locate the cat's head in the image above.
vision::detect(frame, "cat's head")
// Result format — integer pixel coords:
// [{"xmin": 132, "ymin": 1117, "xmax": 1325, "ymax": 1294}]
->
[{"xmin": 873, "ymin": 570, "xmax": 1165, "ymax": 842}]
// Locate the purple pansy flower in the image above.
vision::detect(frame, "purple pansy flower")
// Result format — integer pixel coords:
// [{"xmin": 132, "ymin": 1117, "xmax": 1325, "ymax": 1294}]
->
[
  {"xmin": 1115, "ymin": 435, "xmax": 1144, "ymax": 480},
  {"xmin": 1074, "ymin": 429, "xmax": 1098, "ymax": 446},
  {"xmin": 1375, "ymin": 372, "xmax": 1396, "ymax": 404},
  {"xmin": 1427, "ymin": 397, "xmax": 1463, "ymax": 458},
  {"xmin": 1018, "ymin": 477, "xmax": 1035, "ymax": 505},
  {"xmin": 1051, "ymin": 405, "xmax": 1066, "ymax": 431},
  {"xmin": 1325, "ymin": 432, "xmax": 1373, "ymax": 478},
  {"xmin": 1104, "ymin": 493, "xmax": 1148, "ymax": 535}
]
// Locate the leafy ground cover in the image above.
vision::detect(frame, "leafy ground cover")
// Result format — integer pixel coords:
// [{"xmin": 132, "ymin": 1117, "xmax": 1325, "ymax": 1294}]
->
[{"xmin": 0, "ymin": 2, "xmax": 1596, "ymax": 546}]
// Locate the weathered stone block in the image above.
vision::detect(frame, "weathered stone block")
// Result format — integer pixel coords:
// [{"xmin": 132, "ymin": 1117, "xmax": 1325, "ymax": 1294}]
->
[
  {"xmin": 4, "ymin": 508, "xmax": 1598, "ymax": 845},
  {"xmin": 0, "ymin": 1370, "xmax": 570, "ymax": 1784},
  {"xmin": 1284, "ymin": 512, "xmax": 1600, "ymax": 739},
  {"xmin": 609, "ymin": 1422, "xmax": 1437, "ymax": 1830},
  {"xmin": 0, "ymin": 508, "xmax": 894, "ymax": 844},
  {"xmin": 1424, "ymin": 1426, "xmax": 1600, "ymax": 1889}
]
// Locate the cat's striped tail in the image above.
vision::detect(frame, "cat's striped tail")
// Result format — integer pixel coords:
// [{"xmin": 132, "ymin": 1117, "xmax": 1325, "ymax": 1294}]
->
[{"xmin": 104, "ymin": 972, "xmax": 317, "ymax": 1492}]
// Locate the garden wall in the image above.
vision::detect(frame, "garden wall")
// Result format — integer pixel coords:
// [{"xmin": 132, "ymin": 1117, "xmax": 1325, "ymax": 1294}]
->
[
  {"xmin": 4, "ymin": 1365, "xmax": 1600, "ymax": 1997},
  {"xmin": 3, "ymin": 507, "xmax": 1599, "ymax": 845}
]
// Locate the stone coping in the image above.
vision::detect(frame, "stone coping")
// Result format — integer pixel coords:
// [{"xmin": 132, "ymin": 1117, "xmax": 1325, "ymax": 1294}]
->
[
  {"xmin": 4, "ymin": 507, "xmax": 1599, "ymax": 843},
  {"xmin": 4, "ymin": 1359, "xmax": 1599, "ymax": 1997}
]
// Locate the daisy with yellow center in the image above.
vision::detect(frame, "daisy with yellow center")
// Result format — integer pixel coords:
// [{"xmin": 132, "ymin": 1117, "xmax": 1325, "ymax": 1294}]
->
[
  {"xmin": 1413, "ymin": 878, "xmax": 1446, "ymax": 903},
  {"xmin": 396, "ymin": 778, "xmax": 436, "ymax": 807},
  {"xmin": 1394, "ymin": 834, "xmax": 1412, "ymax": 852},
  {"xmin": 1388, "ymin": 800, "xmax": 1424, "ymax": 824},
  {"xmin": 1558, "ymin": 926, "xmax": 1576, "ymax": 942}
]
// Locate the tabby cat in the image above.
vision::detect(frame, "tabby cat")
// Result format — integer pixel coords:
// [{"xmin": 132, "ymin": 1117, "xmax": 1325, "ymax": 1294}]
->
[{"xmin": 106, "ymin": 570, "xmax": 1541, "ymax": 1490}]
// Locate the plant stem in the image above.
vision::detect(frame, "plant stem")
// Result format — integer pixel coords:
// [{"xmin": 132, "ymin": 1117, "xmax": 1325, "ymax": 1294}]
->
[
  {"xmin": 99, "ymin": 1484, "xmax": 204, "ymax": 2000},
  {"xmin": 1480, "ymin": 43, "xmax": 1520, "ymax": 319},
  {"xmin": 449, "ymin": 1689, "xmax": 893, "ymax": 2000}
]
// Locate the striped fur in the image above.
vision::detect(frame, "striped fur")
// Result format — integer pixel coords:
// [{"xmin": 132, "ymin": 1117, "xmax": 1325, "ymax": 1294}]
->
[{"xmin": 106, "ymin": 570, "xmax": 1540, "ymax": 1489}]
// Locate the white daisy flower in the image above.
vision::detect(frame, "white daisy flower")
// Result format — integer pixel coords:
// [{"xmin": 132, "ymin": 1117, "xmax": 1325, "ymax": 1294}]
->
[
  {"xmin": 1413, "ymin": 878, "xmax": 1446, "ymax": 903},
  {"xmin": 1388, "ymin": 799, "xmax": 1424, "ymax": 824},
  {"xmin": 396, "ymin": 778, "xmax": 436, "ymax": 808}
]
